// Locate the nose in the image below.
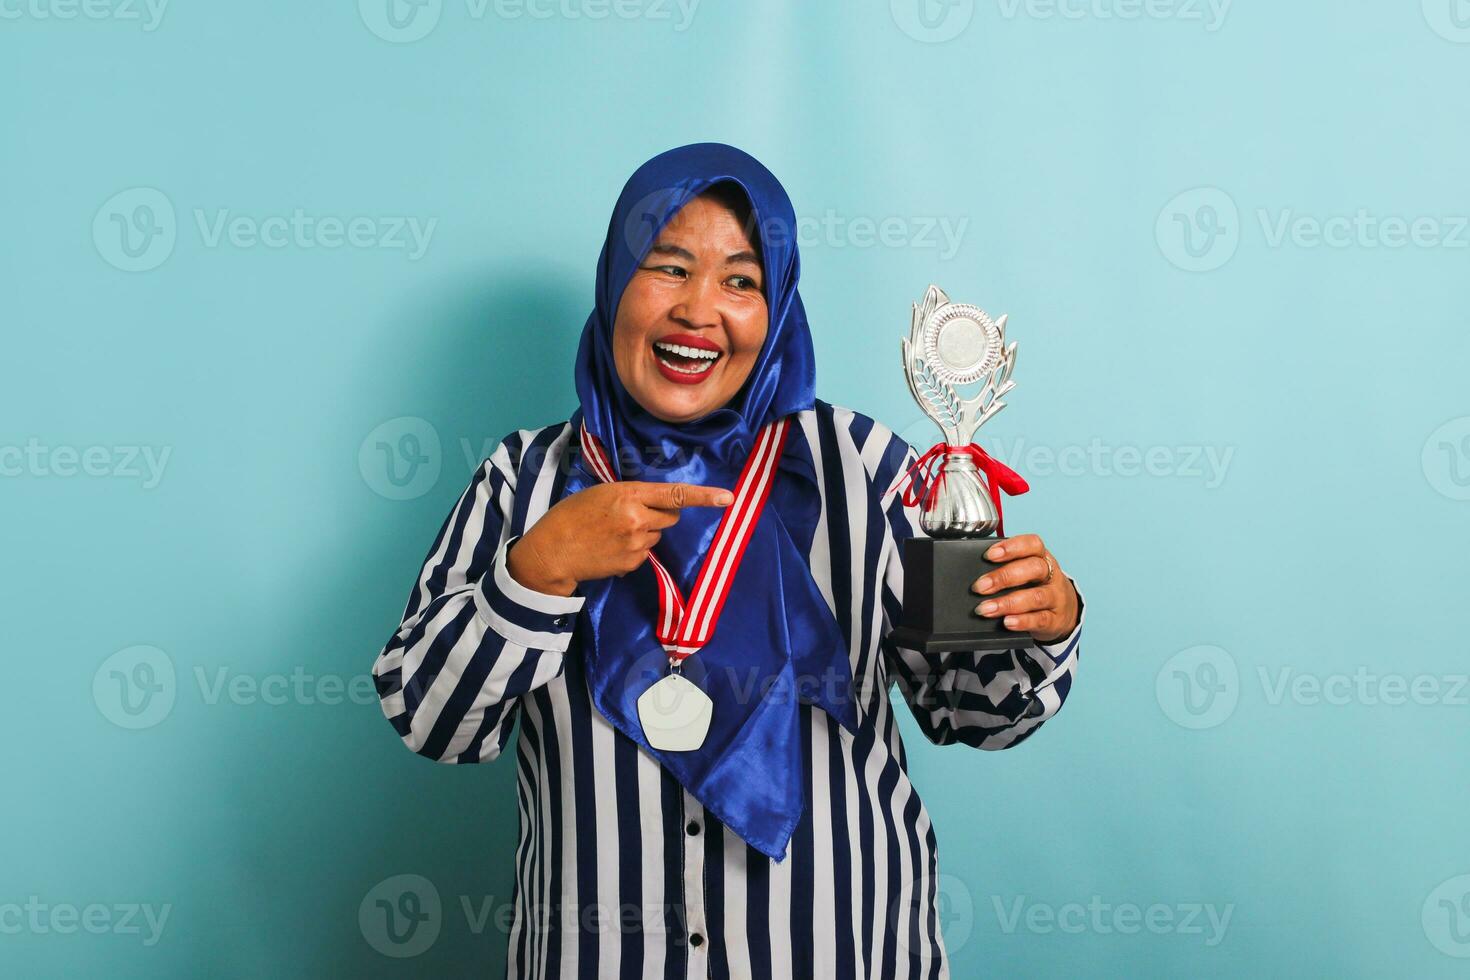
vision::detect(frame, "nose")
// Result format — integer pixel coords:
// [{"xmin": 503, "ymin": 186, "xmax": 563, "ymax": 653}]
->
[{"xmin": 668, "ymin": 273, "xmax": 721, "ymax": 332}]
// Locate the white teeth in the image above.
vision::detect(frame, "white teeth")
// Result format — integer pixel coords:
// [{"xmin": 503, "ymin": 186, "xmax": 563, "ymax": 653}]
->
[
  {"xmin": 655, "ymin": 352, "xmax": 715, "ymax": 375},
  {"xmin": 653, "ymin": 341, "xmax": 721, "ymax": 361}
]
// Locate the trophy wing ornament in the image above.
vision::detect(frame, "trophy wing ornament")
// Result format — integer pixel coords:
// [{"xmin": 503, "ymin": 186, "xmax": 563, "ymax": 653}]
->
[{"xmin": 902, "ymin": 286, "xmax": 965, "ymax": 444}]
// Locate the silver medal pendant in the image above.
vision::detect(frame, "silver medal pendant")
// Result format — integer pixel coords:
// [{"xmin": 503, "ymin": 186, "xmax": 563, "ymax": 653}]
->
[{"xmin": 637, "ymin": 663, "xmax": 713, "ymax": 752}]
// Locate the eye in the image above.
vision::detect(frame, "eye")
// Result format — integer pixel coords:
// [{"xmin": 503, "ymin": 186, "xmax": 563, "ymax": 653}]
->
[
  {"xmin": 642, "ymin": 263, "xmax": 688, "ymax": 278},
  {"xmin": 727, "ymin": 275, "xmax": 760, "ymax": 291}
]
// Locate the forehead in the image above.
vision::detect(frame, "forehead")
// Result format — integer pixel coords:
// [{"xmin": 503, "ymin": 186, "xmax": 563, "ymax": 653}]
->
[{"xmin": 653, "ymin": 196, "xmax": 761, "ymax": 258}]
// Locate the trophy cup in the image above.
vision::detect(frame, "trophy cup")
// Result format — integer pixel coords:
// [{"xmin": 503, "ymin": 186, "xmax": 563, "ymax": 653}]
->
[{"xmin": 887, "ymin": 285, "xmax": 1031, "ymax": 653}]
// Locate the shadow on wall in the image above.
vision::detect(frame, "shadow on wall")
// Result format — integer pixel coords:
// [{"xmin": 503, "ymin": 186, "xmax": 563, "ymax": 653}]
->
[{"xmin": 210, "ymin": 269, "xmax": 587, "ymax": 977}]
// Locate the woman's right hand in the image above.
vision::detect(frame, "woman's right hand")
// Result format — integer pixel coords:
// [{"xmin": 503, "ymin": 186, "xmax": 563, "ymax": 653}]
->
[{"xmin": 506, "ymin": 482, "xmax": 734, "ymax": 597}]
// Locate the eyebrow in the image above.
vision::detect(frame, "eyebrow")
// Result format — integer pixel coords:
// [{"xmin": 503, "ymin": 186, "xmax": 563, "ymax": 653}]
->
[
  {"xmin": 646, "ymin": 242, "xmax": 763, "ymax": 272},
  {"xmin": 647, "ymin": 243, "xmax": 695, "ymax": 261}
]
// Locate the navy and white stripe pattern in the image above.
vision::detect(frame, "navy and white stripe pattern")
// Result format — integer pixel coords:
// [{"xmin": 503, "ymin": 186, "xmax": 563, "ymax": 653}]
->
[{"xmin": 373, "ymin": 401, "xmax": 1082, "ymax": 979}]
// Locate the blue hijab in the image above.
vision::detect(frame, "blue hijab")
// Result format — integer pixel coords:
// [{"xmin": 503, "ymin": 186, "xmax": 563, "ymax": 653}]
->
[{"xmin": 562, "ymin": 143, "xmax": 859, "ymax": 861}]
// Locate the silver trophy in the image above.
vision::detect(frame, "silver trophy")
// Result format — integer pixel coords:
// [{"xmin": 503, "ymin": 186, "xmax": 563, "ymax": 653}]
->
[
  {"xmin": 902, "ymin": 285, "xmax": 1017, "ymax": 536},
  {"xmin": 891, "ymin": 285, "xmax": 1027, "ymax": 652}
]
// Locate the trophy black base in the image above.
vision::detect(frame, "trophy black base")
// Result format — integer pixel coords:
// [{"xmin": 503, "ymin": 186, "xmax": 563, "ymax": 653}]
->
[{"xmin": 890, "ymin": 536, "xmax": 1031, "ymax": 653}]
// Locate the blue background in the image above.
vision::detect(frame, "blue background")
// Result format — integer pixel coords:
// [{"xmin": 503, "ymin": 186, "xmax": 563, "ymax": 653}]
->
[{"xmin": 4, "ymin": 1, "xmax": 1468, "ymax": 976}]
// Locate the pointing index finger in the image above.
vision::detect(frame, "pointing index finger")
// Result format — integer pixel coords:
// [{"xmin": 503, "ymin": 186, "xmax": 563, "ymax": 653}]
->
[{"xmin": 628, "ymin": 482, "xmax": 734, "ymax": 510}]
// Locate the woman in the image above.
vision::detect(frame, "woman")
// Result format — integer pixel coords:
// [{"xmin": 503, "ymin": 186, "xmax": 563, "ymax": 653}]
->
[{"xmin": 372, "ymin": 143, "xmax": 1083, "ymax": 979}]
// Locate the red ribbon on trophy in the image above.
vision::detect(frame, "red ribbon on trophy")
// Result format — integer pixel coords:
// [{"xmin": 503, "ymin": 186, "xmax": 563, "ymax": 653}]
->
[{"xmin": 887, "ymin": 442, "xmax": 1029, "ymax": 538}]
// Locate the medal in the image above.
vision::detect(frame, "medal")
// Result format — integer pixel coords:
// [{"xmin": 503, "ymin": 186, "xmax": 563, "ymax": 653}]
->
[
  {"xmin": 635, "ymin": 669, "xmax": 714, "ymax": 752},
  {"xmin": 579, "ymin": 417, "xmax": 791, "ymax": 752}
]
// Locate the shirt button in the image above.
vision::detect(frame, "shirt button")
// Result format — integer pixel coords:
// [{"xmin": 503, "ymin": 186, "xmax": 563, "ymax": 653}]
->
[
  {"xmin": 686, "ymin": 820, "xmax": 700, "ymax": 836},
  {"xmin": 689, "ymin": 933, "xmax": 704, "ymax": 947}
]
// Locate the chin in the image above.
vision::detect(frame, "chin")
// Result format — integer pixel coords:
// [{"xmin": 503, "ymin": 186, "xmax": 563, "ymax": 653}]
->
[
  {"xmin": 635, "ymin": 382, "xmax": 727, "ymax": 424},
  {"xmin": 643, "ymin": 395, "xmax": 713, "ymax": 424}
]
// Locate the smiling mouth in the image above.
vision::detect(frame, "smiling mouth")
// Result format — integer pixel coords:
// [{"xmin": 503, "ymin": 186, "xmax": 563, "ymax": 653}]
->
[{"xmin": 652, "ymin": 340, "xmax": 723, "ymax": 380}]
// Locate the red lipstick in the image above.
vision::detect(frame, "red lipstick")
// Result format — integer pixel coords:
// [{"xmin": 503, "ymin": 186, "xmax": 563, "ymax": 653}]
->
[{"xmin": 651, "ymin": 333, "xmax": 724, "ymax": 385}]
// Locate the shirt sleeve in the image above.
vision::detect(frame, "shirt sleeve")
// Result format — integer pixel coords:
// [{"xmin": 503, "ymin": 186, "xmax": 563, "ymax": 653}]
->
[
  {"xmin": 875, "ymin": 436, "xmax": 1083, "ymax": 750},
  {"xmin": 372, "ymin": 437, "xmax": 585, "ymax": 763}
]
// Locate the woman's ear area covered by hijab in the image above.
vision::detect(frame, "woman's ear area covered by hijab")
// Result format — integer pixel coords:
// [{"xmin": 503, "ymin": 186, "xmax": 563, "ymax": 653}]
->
[{"xmin": 610, "ymin": 184, "xmax": 771, "ymax": 425}]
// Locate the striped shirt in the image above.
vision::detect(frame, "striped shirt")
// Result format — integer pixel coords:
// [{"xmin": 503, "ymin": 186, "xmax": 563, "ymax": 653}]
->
[{"xmin": 372, "ymin": 400, "xmax": 1083, "ymax": 980}]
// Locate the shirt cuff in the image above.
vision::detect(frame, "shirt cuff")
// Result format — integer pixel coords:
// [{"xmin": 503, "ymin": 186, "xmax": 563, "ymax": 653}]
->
[
  {"xmin": 1022, "ymin": 577, "xmax": 1084, "ymax": 690},
  {"xmin": 473, "ymin": 534, "xmax": 585, "ymax": 653}
]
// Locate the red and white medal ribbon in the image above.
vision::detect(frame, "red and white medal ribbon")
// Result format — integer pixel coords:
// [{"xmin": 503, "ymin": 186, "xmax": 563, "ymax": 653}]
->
[
  {"xmin": 580, "ymin": 416, "xmax": 792, "ymax": 753},
  {"xmin": 578, "ymin": 416, "xmax": 792, "ymax": 665}
]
